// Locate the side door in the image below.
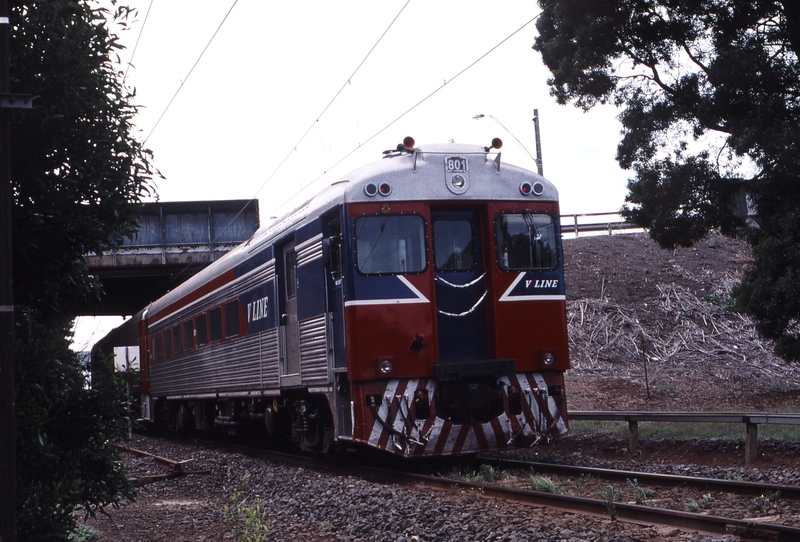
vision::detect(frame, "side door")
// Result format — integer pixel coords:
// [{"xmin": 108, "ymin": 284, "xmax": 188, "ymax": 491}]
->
[{"xmin": 279, "ymin": 240, "xmax": 301, "ymax": 386}]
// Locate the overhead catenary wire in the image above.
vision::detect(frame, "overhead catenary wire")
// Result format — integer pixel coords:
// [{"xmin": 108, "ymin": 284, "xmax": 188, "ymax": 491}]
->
[
  {"xmin": 133, "ymin": 2, "xmax": 552, "ymax": 249},
  {"xmin": 142, "ymin": 0, "xmax": 240, "ymax": 146},
  {"xmin": 269, "ymin": 8, "xmax": 548, "ymax": 217},
  {"xmin": 122, "ymin": 0, "xmax": 155, "ymax": 85},
  {"xmin": 155, "ymin": 0, "xmax": 412, "ymax": 282},
  {"xmin": 203, "ymin": 0, "xmax": 412, "ymax": 249},
  {"xmin": 247, "ymin": 0, "xmax": 413, "ymax": 207}
]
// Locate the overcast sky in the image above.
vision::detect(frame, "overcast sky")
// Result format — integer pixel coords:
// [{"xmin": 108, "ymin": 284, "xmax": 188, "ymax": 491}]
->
[{"xmin": 74, "ymin": 0, "xmax": 632, "ymax": 350}]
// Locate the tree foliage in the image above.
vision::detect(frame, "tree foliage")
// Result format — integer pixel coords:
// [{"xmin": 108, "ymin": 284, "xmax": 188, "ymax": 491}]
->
[
  {"xmin": 9, "ymin": 1, "xmax": 155, "ymax": 539},
  {"xmin": 14, "ymin": 314, "xmax": 135, "ymax": 541},
  {"xmin": 11, "ymin": 0, "xmax": 153, "ymax": 319},
  {"xmin": 533, "ymin": 0, "xmax": 800, "ymax": 359}
]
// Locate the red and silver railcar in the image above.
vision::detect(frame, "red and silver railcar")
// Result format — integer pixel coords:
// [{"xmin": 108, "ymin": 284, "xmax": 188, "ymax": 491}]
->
[{"xmin": 105, "ymin": 138, "xmax": 569, "ymax": 457}]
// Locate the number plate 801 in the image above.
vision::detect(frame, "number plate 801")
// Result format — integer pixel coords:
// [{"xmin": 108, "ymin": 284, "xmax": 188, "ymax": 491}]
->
[{"xmin": 445, "ymin": 157, "xmax": 468, "ymax": 173}]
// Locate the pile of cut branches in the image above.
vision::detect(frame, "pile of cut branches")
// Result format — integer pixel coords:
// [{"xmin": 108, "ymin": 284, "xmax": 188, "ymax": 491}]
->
[{"xmin": 567, "ymin": 279, "xmax": 798, "ymax": 391}]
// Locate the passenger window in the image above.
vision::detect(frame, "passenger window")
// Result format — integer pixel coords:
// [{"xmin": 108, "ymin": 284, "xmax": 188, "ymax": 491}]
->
[
  {"xmin": 154, "ymin": 334, "xmax": 163, "ymax": 360},
  {"xmin": 285, "ymin": 251, "xmax": 297, "ymax": 299},
  {"xmin": 355, "ymin": 215, "xmax": 426, "ymax": 274},
  {"xmin": 495, "ymin": 212, "xmax": 558, "ymax": 271},
  {"xmin": 433, "ymin": 219, "xmax": 475, "ymax": 271},
  {"xmin": 173, "ymin": 325, "xmax": 183, "ymax": 355},
  {"xmin": 196, "ymin": 314, "xmax": 208, "ymax": 347},
  {"xmin": 225, "ymin": 300, "xmax": 240, "ymax": 338},
  {"xmin": 183, "ymin": 321, "xmax": 194, "ymax": 351},
  {"xmin": 209, "ymin": 307, "xmax": 223, "ymax": 342},
  {"xmin": 164, "ymin": 328, "xmax": 173, "ymax": 357}
]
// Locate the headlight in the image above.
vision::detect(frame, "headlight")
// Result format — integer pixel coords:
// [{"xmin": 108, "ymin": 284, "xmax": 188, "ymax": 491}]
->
[
  {"xmin": 378, "ymin": 359, "xmax": 394, "ymax": 374},
  {"xmin": 543, "ymin": 352, "xmax": 556, "ymax": 365}
]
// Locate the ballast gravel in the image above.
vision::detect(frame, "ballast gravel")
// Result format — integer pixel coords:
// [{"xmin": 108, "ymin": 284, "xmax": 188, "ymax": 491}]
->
[{"xmin": 81, "ymin": 434, "xmax": 741, "ymax": 541}]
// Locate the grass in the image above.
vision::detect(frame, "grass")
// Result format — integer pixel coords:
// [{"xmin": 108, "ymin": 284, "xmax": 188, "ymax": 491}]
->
[
  {"xmin": 529, "ymin": 474, "xmax": 558, "ymax": 493},
  {"xmin": 568, "ymin": 420, "xmax": 800, "ymax": 441},
  {"xmin": 441, "ymin": 464, "xmax": 515, "ymax": 485}
]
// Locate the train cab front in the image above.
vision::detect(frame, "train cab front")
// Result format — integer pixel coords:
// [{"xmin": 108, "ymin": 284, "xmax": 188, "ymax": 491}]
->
[{"xmin": 342, "ymin": 141, "xmax": 569, "ymax": 457}]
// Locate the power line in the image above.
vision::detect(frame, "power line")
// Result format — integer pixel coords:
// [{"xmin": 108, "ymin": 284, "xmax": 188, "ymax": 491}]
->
[
  {"xmin": 122, "ymin": 0, "xmax": 154, "ymax": 85},
  {"xmin": 137, "ymin": 0, "xmax": 408, "ymax": 279},
  {"xmin": 270, "ymin": 9, "xmax": 547, "ymax": 216},
  {"xmin": 248, "ymin": 0, "xmax": 412, "ymax": 205},
  {"xmin": 143, "ymin": 0, "xmax": 240, "ymax": 145}
]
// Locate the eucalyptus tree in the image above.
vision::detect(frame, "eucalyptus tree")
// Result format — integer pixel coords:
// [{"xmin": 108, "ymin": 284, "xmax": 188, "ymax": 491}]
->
[
  {"xmin": 533, "ymin": 0, "xmax": 800, "ymax": 359},
  {"xmin": 9, "ymin": 1, "xmax": 155, "ymax": 539}
]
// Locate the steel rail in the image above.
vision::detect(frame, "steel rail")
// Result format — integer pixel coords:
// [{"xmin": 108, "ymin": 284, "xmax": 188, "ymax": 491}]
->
[
  {"xmin": 409, "ymin": 471, "xmax": 800, "ymax": 540},
  {"xmin": 475, "ymin": 456, "xmax": 800, "ymax": 499}
]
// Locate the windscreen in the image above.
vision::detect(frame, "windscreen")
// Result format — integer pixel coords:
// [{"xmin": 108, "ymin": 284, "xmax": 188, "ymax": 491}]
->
[
  {"xmin": 495, "ymin": 212, "xmax": 558, "ymax": 271},
  {"xmin": 355, "ymin": 215, "xmax": 426, "ymax": 274}
]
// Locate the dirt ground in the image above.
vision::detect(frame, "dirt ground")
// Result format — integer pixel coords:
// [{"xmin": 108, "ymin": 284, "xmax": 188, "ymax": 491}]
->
[{"xmin": 561, "ymin": 231, "xmax": 800, "ymax": 414}]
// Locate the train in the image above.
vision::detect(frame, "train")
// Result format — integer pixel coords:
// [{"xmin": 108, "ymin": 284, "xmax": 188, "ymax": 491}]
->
[{"xmin": 94, "ymin": 137, "xmax": 570, "ymax": 457}]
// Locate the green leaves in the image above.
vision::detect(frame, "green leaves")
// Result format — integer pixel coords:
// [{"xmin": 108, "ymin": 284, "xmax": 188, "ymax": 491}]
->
[
  {"xmin": 9, "ymin": 1, "xmax": 155, "ymax": 539},
  {"xmin": 10, "ymin": 0, "xmax": 155, "ymax": 322},
  {"xmin": 534, "ymin": 0, "xmax": 800, "ymax": 360}
]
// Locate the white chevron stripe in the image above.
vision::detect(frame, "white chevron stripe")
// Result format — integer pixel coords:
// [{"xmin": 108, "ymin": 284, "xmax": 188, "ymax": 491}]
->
[{"xmin": 368, "ymin": 380, "xmax": 399, "ymax": 446}]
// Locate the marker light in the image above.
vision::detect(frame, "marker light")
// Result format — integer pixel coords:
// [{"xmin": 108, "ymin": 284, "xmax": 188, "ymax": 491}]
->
[
  {"xmin": 403, "ymin": 136, "xmax": 415, "ymax": 149},
  {"xmin": 378, "ymin": 182, "xmax": 392, "ymax": 196},
  {"xmin": 532, "ymin": 182, "xmax": 545, "ymax": 196},
  {"xmin": 520, "ymin": 181, "xmax": 533, "ymax": 196},
  {"xmin": 378, "ymin": 359, "xmax": 394, "ymax": 374},
  {"xmin": 364, "ymin": 182, "xmax": 378, "ymax": 197}
]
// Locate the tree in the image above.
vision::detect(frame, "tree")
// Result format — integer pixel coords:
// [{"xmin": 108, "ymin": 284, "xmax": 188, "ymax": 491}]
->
[
  {"xmin": 533, "ymin": 0, "xmax": 800, "ymax": 360},
  {"xmin": 9, "ymin": 1, "xmax": 155, "ymax": 539}
]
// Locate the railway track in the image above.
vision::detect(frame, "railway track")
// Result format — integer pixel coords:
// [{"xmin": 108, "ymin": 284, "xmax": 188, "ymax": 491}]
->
[
  {"xmin": 120, "ymin": 436, "xmax": 800, "ymax": 541},
  {"xmin": 412, "ymin": 471, "xmax": 800, "ymax": 541},
  {"xmin": 475, "ymin": 455, "xmax": 800, "ymax": 499}
]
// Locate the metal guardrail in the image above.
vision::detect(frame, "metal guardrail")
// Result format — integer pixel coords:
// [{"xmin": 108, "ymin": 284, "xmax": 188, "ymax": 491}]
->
[
  {"xmin": 559, "ymin": 212, "xmax": 643, "ymax": 237},
  {"xmin": 570, "ymin": 411, "xmax": 800, "ymax": 466}
]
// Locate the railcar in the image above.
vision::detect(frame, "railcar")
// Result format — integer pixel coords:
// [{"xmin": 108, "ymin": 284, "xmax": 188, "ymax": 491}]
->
[{"xmin": 99, "ymin": 137, "xmax": 570, "ymax": 457}]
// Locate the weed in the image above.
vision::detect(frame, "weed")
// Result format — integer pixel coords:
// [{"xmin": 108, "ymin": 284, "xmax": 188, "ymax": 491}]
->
[
  {"xmin": 68, "ymin": 525, "xmax": 99, "ymax": 542},
  {"xmin": 441, "ymin": 467, "xmax": 485, "ymax": 484},
  {"xmin": 770, "ymin": 381, "xmax": 793, "ymax": 394},
  {"xmin": 529, "ymin": 474, "xmax": 557, "ymax": 493},
  {"xmin": 704, "ymin": 294, "xmax": 736, "ymax": 313},
  {"xmin": 598, "ymin": 486, "xmax": 617, "ymax": 520},
  {"xmin": 224, "ymin": 474, "xmax": 269, "ymax": 542},
  {"xmin": 750, "ymin": 491, "xmax": 781, "ymax": 513},
  {"xmin": 627, "ymin": 478, "xmax": 655, "ymax": 504},
  {"xmin": 479, "ymin": 464, "xmax": 499, "ymax": 482},
  {"xmin": 687, "ymin": 494, "xmax": 714, "ymax": 513}
]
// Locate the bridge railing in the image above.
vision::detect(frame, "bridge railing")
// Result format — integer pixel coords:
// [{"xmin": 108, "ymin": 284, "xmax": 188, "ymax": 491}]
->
[{"xmin": 560, "ymin": 212, "xmax": 644, "ymax": 238}]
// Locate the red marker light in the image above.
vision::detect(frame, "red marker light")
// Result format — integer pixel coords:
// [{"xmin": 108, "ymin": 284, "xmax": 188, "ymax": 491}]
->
[{"xmin": 403, "ymin": 136, "xmax": 415, "ymax": 149}]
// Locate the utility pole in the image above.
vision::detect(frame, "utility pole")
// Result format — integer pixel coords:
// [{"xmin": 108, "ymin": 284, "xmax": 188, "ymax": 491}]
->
[
  {"xmin": 532, "ymin": 109, "xmax": 544, "ymax": 176},
  {"xmin": 1, "ymin": 2, "xmax": 30, "ymax": 540}
]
